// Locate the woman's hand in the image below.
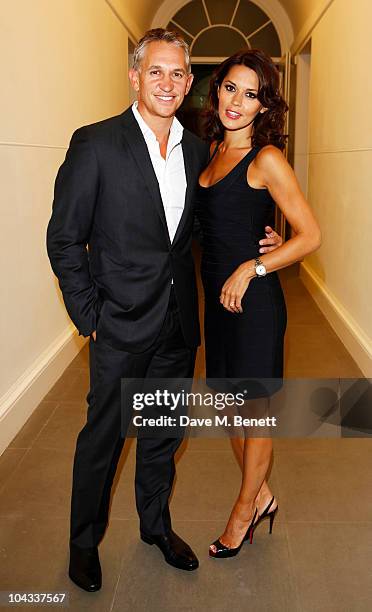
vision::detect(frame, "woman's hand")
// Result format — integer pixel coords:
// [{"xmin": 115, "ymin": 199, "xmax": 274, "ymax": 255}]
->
[{"xmin": 220, "ymin": 261, "xmax": 255, "ymax": 313}]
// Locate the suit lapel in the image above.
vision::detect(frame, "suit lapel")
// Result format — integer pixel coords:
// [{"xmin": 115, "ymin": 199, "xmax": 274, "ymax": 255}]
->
[
  {"xmin": 173, "ymin": 131, "xmax": 199, "ymax": 245},
  {"xmin": 120, "ymin": 108, "xmax": 171, "ymax": 247},
  {"xmin": 120, "ymin": 109, "xmax": 200, "ymax": 248}
]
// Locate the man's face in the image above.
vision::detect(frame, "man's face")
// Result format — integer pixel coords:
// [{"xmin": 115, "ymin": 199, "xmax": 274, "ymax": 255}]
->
[{"xmin": 129, "ymin": 41, "xmax": 193, "ymax": 120}]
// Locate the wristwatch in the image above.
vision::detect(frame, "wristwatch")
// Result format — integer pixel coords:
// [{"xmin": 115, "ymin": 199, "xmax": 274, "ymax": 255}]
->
[{"xmin": 254, "ymin": 256, "xmax": 267, "ymax": 277}]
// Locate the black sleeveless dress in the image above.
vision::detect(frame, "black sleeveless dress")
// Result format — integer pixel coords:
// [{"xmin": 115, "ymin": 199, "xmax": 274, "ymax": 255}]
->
[{"xmin": 195, "ymin": 145, "xmax": 287, "ymax": 398}]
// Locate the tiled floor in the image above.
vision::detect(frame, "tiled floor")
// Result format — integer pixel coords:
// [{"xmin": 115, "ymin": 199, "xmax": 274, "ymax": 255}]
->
[{"xmin": 0, "ymin": 265, "xmax": 371, "ymax": 612}]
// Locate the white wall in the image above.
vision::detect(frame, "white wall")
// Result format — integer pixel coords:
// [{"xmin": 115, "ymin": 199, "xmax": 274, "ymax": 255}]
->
[
  {"xmin": 0, "ymin": 0, "xmax": 130, "ymax": 454},
  {"xmin": 107, "ymin": 0, "xmax": 161, "ymax": 41},
  {"xmin": 286, "ymin": 0, "xmax": 334, "ymax": 52},
  {"xmin": 299, "ymin": 0, "xmax": 372, "ymax": 375}
]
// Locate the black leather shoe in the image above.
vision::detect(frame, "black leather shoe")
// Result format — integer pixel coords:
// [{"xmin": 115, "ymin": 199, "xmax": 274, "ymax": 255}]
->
[
  {"xmin": 69, "ymin": 543, "xmax": 102, "ymax": 592},
  {"xmin": 141, "ymin": 530, "xmax": 199, "ymax": 571}
]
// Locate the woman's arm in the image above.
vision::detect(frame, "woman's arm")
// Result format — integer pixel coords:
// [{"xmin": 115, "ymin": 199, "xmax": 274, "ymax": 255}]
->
[
  {"xmin": 249, "ymin": 144, "xmax": 321, "ymax": 270},
  {"xmin": 220, "ymin": 145, "xmax": 321, "ymax": 312}
]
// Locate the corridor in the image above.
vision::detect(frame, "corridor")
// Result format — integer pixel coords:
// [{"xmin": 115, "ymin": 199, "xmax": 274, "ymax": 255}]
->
[{"xmin": 1, "ymin": 0, "xmax": 371, "ymax": 610}]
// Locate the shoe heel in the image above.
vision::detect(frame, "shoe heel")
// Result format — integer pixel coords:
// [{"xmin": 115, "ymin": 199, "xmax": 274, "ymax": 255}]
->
[
  {"xmin": 249, "ymin": 527, "xmax": 254, "ymax": 545},
  {"xmin": 140, "ymin": 533, "xmax": 154, "ymax": 545},
  {"xmin": 269, "ymin": 508, "xmax": 278, "ymax": 534},
  {"xmin": 248, "ymin": 507, "xmax": 258, "ymax": 545}
]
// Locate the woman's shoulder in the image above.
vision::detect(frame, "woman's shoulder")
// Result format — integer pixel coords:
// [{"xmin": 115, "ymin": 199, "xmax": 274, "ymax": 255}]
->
[
  {"xmin": 254, "ymin": 145, "xmax": 289, "ymax": 175},
  {"xmin": 255, "ymin": 144, "xmax": 285, "ymax": 163},
  {"xmin": 253, "ymin": 145, "xmax": 294, "ymax": 188}
]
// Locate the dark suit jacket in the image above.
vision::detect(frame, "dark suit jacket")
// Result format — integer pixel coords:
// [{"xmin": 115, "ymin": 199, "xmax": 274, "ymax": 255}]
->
[{"xmin": 46, "ymin": 107, "xmax": 209, "ymax": 352}]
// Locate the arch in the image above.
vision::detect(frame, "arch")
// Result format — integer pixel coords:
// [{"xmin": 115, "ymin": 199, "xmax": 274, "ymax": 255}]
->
[
  {"xmin": 151, "ymin": 0, "xmax": 294, "ymax": 55},
  {"xmin": 191, "ymin": 25, "xmax": 249, "ymax": 55}
]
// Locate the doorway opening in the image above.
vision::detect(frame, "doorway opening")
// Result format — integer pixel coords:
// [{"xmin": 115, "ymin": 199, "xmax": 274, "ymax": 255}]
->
[{"xmin": 177, "ymin": 64, "xmax": 215, "ymax": 138}]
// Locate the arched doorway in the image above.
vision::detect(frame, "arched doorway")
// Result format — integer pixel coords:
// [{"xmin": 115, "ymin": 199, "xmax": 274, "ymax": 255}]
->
[
  {"xmin": 152, "ymin": 0, "xmax": 293, "ymax": 55},
  {"xmin": 167, "ymin": 0, "xmax": 282, "ymax": 58}
]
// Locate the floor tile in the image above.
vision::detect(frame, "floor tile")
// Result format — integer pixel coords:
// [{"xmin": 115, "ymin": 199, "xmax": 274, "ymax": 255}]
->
[
  {"xmin": 111, "ymin": 520, "xmax": 299, "ymax": 612},
  {"xmin": 9, "ymin": 401, "xmax": 59, "ymax": 449},
  {"xmin": 0, "ymin": 516, "xmax": 126, "ymax": 611},
  {"xmin": 0, "ymin": 447, "xmax": 73, "ymax": 519},
  {"xmin": 273, "ymin": 437, "xmax": 372, "ymax": 454},
  {"xmin": 33, "ymin": 401, "xmax": 87, "ymax": 451},
  {"xmin": 274, "ymin": 448, "xmax": 372, "ymax": 522},
  {"xmin": 45, "ymin": 369, "xmax": 89, "ymax": 402},
  {"xmin": 285, "ymin": 295, "xmax": 326, "ymax": 326},
  {"xmin": 0, "ymin": 448, "xmax": 28, "ymax": 489},
  {"xmin": 287, "ymin": 522, "xmax": 372, "ymax": 612}
]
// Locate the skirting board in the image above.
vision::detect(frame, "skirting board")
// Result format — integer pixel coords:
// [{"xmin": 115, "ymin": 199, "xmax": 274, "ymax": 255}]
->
[
  {"xmin": 0, "ymin": 327, "xmax": 86, "ymax": 457},
  {"xmin": 300, "ymin": 262, "xmax": 372, "ymax": 377}
]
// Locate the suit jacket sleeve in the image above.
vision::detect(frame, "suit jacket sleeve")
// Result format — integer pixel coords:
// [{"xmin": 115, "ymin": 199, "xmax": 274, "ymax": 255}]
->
[{"xmin": 46, "ymin": 127, "xmax": 99, "ymax": 337}]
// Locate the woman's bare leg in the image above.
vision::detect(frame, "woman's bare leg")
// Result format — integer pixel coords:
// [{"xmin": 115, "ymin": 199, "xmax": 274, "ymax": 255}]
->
[
  {"xmin": 210, "ymin": 394, "xmax": 278, "ymax": 552},
  {"xmin": 230, "ymin": 437, "xmax": 274, "ymax": 510},
  {"xmin": 210, "ymin": 437, "xmax": 273, "ymax": 551}
]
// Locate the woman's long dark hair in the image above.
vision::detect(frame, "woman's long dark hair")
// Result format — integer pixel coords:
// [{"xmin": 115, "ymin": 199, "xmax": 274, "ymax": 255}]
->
[{"xmin": 203, "ymin": 48, "xmax": 288, "ymax": 150}]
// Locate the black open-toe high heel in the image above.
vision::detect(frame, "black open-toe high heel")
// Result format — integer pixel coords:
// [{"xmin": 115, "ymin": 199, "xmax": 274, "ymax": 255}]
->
[
  {"xmin": 245, "ymin": 496, "xmax": 278, "ymax": 544},
  {"xmin": 209, "ymin": 511, "xmax": 258, "ymax": 559}
]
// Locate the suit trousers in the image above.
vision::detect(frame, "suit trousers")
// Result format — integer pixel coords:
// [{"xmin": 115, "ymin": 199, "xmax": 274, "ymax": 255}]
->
[{"xmin": 70, "ymin": 287, "xmax": 196, "ymax": 548}]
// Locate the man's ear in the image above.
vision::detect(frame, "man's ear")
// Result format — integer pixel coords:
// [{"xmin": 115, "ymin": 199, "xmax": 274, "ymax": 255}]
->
[
  {"xmin": 185, "ymin": 72, "xmax": 194, "ymax": 96},
  {"xmin": 129, "ymin": 68, "xmax": 140, "ymax": 92}
]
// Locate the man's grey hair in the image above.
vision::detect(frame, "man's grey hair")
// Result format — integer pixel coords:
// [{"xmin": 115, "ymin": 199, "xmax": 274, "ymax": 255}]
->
[{"xmin": 132, "ymin": 28, "xmax": 191, "ymax": 73}]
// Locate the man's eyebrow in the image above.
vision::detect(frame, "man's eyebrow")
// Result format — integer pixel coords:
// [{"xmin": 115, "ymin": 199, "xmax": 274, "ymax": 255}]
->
[
  {"xmin": 147, "ymin": 65, "xmax": 186, "ymax": 73},
  {"xmin": 225, "ymin": 79, "xmax": 258, "ymax": 92}
]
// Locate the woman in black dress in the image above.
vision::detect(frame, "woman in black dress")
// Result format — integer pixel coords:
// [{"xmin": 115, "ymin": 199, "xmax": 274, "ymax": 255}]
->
[{"xmin": 196, "ymin": 49, "xmax": 321, "ymax": 558}]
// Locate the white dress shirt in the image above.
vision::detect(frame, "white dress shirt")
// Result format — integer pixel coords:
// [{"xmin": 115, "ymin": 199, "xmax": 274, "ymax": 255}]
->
[{"xmin": 132, "ymin": 101, "xmax": 187, "ymax": 243}]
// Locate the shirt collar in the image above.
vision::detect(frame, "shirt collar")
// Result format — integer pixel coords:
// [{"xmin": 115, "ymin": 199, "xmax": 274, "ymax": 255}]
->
[{"xmin": 132, "ymin": 101, "xmax": 184, "ymax": 146}]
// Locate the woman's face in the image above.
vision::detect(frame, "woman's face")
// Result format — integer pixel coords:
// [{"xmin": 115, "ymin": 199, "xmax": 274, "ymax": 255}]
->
[{"xmin": 217, "ymin": 64, "xmax": 265, "ymax": 132}]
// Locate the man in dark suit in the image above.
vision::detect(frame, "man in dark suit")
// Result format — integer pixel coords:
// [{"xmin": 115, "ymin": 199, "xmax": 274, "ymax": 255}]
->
[
  {"xmin": 47, "ymin": 28, "xmax": 281, "ymax": 591},
  {"xmin": 47, "ymin": 29, "xmax": 207, "ymax": 590}
]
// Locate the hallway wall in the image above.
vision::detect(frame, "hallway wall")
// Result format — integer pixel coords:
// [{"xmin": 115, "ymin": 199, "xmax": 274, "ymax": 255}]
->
[
  {"xmin": 300, "ymin": 0, "xmax": 372, "ymax": 375},
  {"xmin": 0, "ymin": 0, "xmax": 131, "ymax": 454},
  {"xmin": 107, "ymin": 0, "xmax": 161, "ymax": 41},
  {"xmin": 285, "ymin": 0, "xmax": 333, "ymax": 49}
]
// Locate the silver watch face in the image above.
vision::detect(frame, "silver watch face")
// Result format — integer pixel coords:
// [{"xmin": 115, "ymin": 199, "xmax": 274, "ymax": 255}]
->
[{"xmin": 256, "ymin": 264, "xmax": 266, "ymax": 276}]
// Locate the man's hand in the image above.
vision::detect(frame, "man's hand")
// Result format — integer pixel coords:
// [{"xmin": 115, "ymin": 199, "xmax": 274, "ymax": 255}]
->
[
  {"xmin": 259, "ymin": 225, "xmax": 282, "ymax": 253},
  {"xmin": 91, "ymin": 331, "xmax": 96, "ymax": 342}
]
